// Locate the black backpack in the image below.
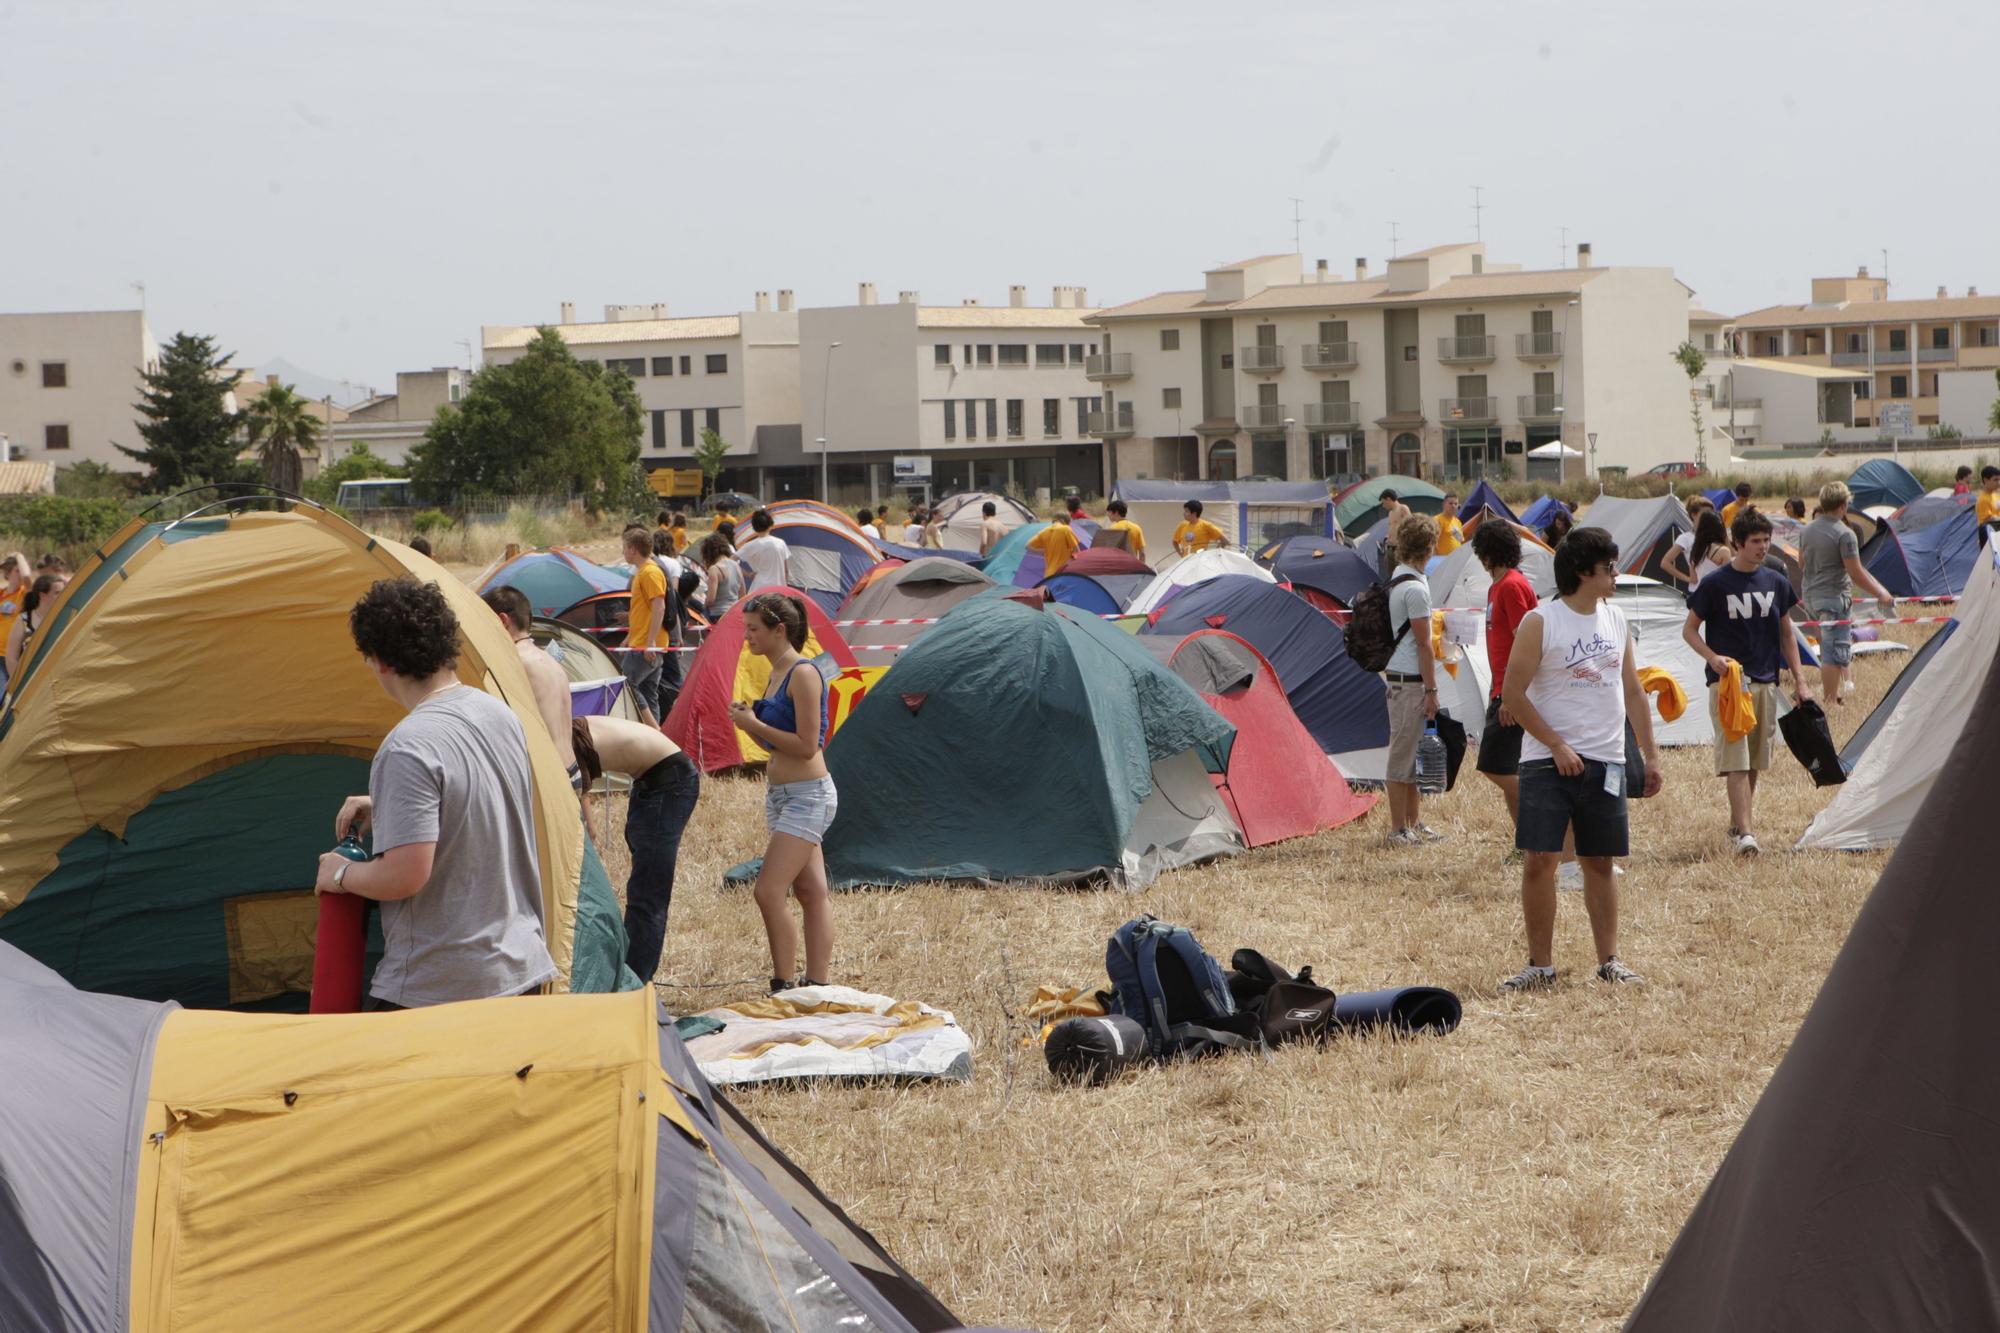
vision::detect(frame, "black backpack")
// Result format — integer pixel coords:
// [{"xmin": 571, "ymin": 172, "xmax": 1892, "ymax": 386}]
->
[
  {"xmin": 1105, "ymin": 917, "xmax": 1259, "ymax": 1057},
  {"xmin": 1342, "ymin": 572, "xmax": 1421, "ymax": 673},
  {"xmin": 1224, "ymin": 949, "xmax": 1339, "ymax": 1047}
]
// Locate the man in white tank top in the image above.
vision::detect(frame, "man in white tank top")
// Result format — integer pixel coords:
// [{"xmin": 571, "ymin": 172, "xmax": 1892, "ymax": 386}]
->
[{"xmin": 1497, "ymin": 527, "xmax": 1664, "ymax": 992}]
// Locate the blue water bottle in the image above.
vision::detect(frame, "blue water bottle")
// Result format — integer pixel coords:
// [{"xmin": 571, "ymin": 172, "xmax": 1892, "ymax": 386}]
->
[{"xmin": 1416, "ymin": 722, "xmax": 1447, "ymax": 795}]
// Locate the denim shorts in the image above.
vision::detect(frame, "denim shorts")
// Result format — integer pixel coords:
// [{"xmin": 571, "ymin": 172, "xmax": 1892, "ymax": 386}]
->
[
  {"xmin": 1516, "ymin": 758, "xmax": 1629, "ymax": 858},
  {"xmin": 766, "ymin": 775, "xmax": 838, "ymax": 844},
  {"xmin": 1811, "ymin": 598, "xmax": 1852, "ymax": 667}
]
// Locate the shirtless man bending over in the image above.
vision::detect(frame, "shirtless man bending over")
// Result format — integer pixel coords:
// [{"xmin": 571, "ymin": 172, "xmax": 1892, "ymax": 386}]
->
[{"xmin": 481, "ymin": 585, "xmax": 580, "ymax": 787}]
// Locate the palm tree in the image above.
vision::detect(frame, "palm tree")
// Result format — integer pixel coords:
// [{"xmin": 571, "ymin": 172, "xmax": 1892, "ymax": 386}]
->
[{"xmin": 241, "ymin": 382, "xmax": 321, "ymax": 496}]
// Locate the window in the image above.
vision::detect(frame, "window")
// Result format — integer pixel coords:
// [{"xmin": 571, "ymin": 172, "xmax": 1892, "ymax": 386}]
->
[
  {"xmin": 704, "ymin": 408, "xmax": 720, "ymax": 434},
  {"xmin": 1980, "ymin": 326, "xmax": 2000, "ymax": 348},
  {"xmin": 1257, "ymin": 382, "xmax": 1279, "ymax": 407},
  {"xmin": 1075, "ymin": 397, "xmax": 1092, "ymax": 434},
  {"xmin": 1043, "ymin": 398, "xmax": 1060, "ymax": 435},
  {"xmin": 1846, "ymin": 332, "xmax": 1864, "ymax": 352},
  {"xmin": 1250, "ymin": 436, "xmax": 1287, "ymax": 478},
  {"xmin": 1317, "ymin": 320, "xmax": 1348, "ymax": 345},
  {"xmin": 1454, "ymin": 313, "xmax": 1486, "ymax": 337},
  {"xmin": 1766, "ymin": 336, "xmax": 1782, "ymax": 356},
  {"xmin": 1703, "ymin": 334, "xmax": 1716, "ymax": 350},
  {"xmin": 984, "ymin": 399, "xmax": 997, "ymax": 437},
  {"xmin": 998, "ymin": 344, "xmax": 1028, "ymax": 367},
  {"xmin": 1922, "ymin": 373, "xmax": 1939, "ymax": 397},
  {"xmin": 1255, "ymin": 324, "xmax": 1278, "ymax": 347},
  {"xmin": 652, "ymin": 356, "xmax": 675, "ymax": 376},
  {"xmin": 41, "ymin": 362, "xmax": 66, "ymax": 388},
  {"xmin": 1163, "ymin": 387, "xmax": 1182, "ymax": 409},
  {"xmin": 1035, "ymin": 344, "xmax": 1063, "ymax": 366},
  {"xmin": 975, "ymin": 345, "xmax": 993, "ymax": 366},
  {"xmin": 705, "ymin": 354, "xmax": 727, "ymax": 374},
  {"xmin": 934, "ymin": 344, "xmax": 951, "ymax": 366},
  {"xmin": 1161, "ymin": 329, "xmax": 1180, "ymax": 351},
  {"xmin": 1889, "ymin": 374, "xmax": 1909, "ymax": 398},
  {"xmin": 679, "ymin": 356, "xmax": 691, "ymax": 375},
  {"xmin": 1855, "ymin": 380, "xmax": 1870, "ymax": 399},
  {"xmin": 944, "ymin": 401, "xmax": 957, "ymax": 440},
  {"xmin": 680, "ymin": 411, "xmax": 695, "ymax": 449},
  {"xmin": 1888, "ymin": 329, "xmax": 1907, "ymax": 351},
  {"xmin": 450, "ymin": 381, "xmax": 461, "ymax": 402},
  {"xmin": 964, "ymin": 344, "xmax": 974, "ymax": 364},
  {"xmin": 1069, "ymin": 343, "xmax": 1085, "ymax": 363},
  {"xmin": 1006, "ymin": 399, "xmax": 1024, "ymax": 437},
  {"xmin": 1932, "ymin": 327, "xmax": 1952, "ymax": 349},
  {"xmin": 607, "ymin": 357, "xmax": 646, "ymax": 377},
  {"xmin": 1529, "ymin": 310, "xmax": 1553, "ymax": 334},
  {"xmin": 45, "ymin": 424, "xmax": 70, "ymax": 450},
  {"xmin": 651, "ymin": 410, "xmax": 666, "ymax": 449}
]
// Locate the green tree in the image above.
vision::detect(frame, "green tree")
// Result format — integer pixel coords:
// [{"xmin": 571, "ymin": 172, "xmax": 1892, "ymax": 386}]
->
[
  {"xmin": 118, "ymin": 333, "xmax": 246, "ymax": 491},
  {"xmin": 694, "ymin": 427, "xmax": 731, "ymax": 495},
  {"xmin": 1672, "ymin": 341, "xmax": 1708, "ymax": 470},
  {"xmin": 303, "ymin": 442, "xmax": 405, "ymax": 504},
  {"xmin": 409, "ymin": 329, "xmax": 640, "ymax": 510},
  {"xmin": 240, "ymin": 382, "xmax": 322, "ymax": 496},
  {"xmin": 55, "ymin": 460, "xmax": 136, "ymax": 500}
]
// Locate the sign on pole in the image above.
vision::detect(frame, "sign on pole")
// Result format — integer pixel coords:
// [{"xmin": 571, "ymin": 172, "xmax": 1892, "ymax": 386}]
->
[{"xmin": 892, "ymin": 455, "xmax": 933, "ymax": 481}]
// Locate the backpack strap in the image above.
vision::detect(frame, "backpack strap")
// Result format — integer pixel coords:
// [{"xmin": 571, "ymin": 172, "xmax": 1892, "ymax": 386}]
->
[
  {"xmin": 1165, "ymin": 1022, "xmax": 1258, "ymax": 1053},
  {"xmin": 1385, "ymin": 571, "xmax": 1422, "ymax": 650}
]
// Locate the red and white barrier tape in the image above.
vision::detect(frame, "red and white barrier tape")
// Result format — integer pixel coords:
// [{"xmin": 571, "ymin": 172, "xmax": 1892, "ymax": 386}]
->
[{"xmin": 1799, "ymin": 614, "xmax": 1956, "ymax": 628}]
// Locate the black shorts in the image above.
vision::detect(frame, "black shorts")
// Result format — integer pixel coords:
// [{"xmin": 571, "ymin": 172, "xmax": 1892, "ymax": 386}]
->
[
  {"xmin": 1475, "ymin": 697, "xmax": 1522, "ymax": 776},
  {"xmin": 1516, "ymin": 758, "xmax": 1630, "ymax": 858}
]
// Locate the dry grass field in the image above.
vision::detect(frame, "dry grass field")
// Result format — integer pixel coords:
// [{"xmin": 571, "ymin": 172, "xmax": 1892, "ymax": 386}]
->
[{"xmin": 569, "ymin": 603, "xmax": 1928, "ymax": 1332}]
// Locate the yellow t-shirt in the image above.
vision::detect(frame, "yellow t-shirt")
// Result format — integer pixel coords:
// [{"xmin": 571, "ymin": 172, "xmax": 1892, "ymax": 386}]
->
[
  {"xmin": 1028, "ymin": 524, "xmax": 1081, "ymax": 576},
  {"xmin": 1173, "ymin": 519, "xmax": 1226, "ymax": 554},
  {"xmin": 670, "ymin": 525, "xmax": 690, "ymax": 553},
  {"xmin": 0, "ymin": 583, "xmax": 24, "ymax": 651},
  {"xmin": 1435, "ymin": 516, "xmax": 1465, "ymax": 556},
  {"xmin": 626, "ymin": 560, "xmax": 670, "ymax": 649},
  {"xmin": 1721, "ymin": 499, "xmax": 1749, "ymax": 531},
  {"xmin": 1105, "ymin": 518, "xmax": 1147, "ymax": 560},
  {"xmin": 1978, "ymin": 490, "xmax": 2000, "ymax": 525}
]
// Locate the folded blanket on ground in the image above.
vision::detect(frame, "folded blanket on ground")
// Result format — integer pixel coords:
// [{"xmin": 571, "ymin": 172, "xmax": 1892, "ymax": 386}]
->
[{"xmin": 685, "ymin": 984, "xmax": 974, "ymax": 1085}]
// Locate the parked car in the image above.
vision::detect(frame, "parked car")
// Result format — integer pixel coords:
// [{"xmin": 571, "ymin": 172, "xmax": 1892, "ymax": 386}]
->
[{"xmin": 1646, "ymin": 461, "xmax": 1701, "ymax": 478}]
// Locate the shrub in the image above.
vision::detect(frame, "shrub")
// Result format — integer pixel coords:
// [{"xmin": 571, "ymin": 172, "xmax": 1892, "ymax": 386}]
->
[
  {"xmin": 410, "ymin": 507, "xmax": 454, "ymax": 536},
  {"xmin": 0, "ymin": 495, "xmax": 133, "ymax": 548}
]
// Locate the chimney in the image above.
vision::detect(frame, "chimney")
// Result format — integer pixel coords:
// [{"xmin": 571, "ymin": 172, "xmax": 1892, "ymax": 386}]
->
[
  {"xmin": 961, "ymin": 298, "xmax": 980, "ymax": 306},
  {"xmin": 559, "ymin": 300, "xmax": 575, "ymax": 324},
  {"xmin": 1938, "ymin": 285, "xmax": 1949, "ymax": 299},
  {"xmin": 1354, "ymin": 257, "xmax": 1368, "ymax": 281},
  {"xmin": 1858, "ymin": 265, "xmax": 1870, "ymax": 278},
  {"xmin": 1971, "ymin": 286, "xmax": 1980, "ymax": 298},
  {"xmin": 267, "ymin": 373, "xmax": 279, "ymax": 387},
  {"xmin": 652, "ymin": 302, "xmax": 668, "ymax": 319},
  {"xmin": 858, "ymin": 282, "xmax": 877, "ymax": 306},
  {"xmin": 1315, "ymin": 258, "xmax": 1329, "ymax": 282},
  {"xmin": 1576, "ymin": 243, "xmax": 1593, "ymax": 269},
  {"xmin": 754, "ymin": 291, "xmax": 770, "ymax": 312},
  {"xmin": 898, "ymin": 290, "xmax": 919, "ymax": 304},
  {"xmin": 1075, "ymin": 287, "xmax": 1087, "ymax": 307},
  {"xmin": 777, "ymin": 289, "xmax": 794, "ymax": 312},
  {"xmin": 1009, "ymin": 285, "xmax": 1027, "ymax": 308}
]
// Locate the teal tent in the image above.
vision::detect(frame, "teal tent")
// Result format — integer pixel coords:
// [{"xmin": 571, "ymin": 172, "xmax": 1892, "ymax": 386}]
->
[
  {"xmin": 1334, "ymin": 475, "xmax": 1445, "ymax": 536},
  {"xmin": 978, "ymin": 521, "xmax": 1049, "ymax": 584},
  {"xmin": 811, "ymin": 590, "xmax": 1242, "ymax": 887},
  {"xmin": 1847, "ymin": 458, "xmax": 1925, "ymax": 513}
]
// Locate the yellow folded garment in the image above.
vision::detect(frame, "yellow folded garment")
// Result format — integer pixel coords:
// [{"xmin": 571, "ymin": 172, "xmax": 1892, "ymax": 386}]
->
[
  {"xmin": 1716, "ymin": 660, "xmax": 1756, "ymax": 741},
  {"xmin": 1430, "ymin": 611, "xmax": 1458, "ymax": 678},
  {"xmin": 1636, "ymin": 665, "xmax": 1687, "ymax": 722}
]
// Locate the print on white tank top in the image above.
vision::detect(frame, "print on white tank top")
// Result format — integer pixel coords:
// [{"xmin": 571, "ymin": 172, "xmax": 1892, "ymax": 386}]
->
[{"xmin": 1519, "ymin": 597, "xmax": 1629, "ymax": 765}]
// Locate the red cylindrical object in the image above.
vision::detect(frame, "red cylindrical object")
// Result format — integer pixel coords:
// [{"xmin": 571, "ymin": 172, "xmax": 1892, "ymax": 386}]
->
[{"xmin": 310, "ymin": 893, "xmax": 369, "ymax": 1013}]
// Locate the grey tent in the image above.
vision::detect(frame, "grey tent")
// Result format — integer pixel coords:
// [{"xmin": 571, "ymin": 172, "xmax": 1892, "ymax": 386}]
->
[
  {"xmin": 1625, "ymin": 648, "xmax": 2000, "ymax": 1328},
  {"xmin": 1577, "ymin": 494, "xmax": 1692, "ymax": 583}
]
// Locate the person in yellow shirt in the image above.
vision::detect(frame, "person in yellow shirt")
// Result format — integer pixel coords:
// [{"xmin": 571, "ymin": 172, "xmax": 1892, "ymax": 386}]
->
[
  {"xmin": 1102, "ymin": 499, "xmax": 1146, "ymax": 561},
  {"xmin": 1720, "ymin": 482, "xmax": 1754, "ymax": 533},
  {"xmin": 622, "ymin": 526, "xmax": 672, "ymax": 727},
  {"xmin": 0, "ymin": 554, "xmax": 27, "ymax": 688},
  {"xmin": 1978, "ymin": 466, "xmax": 2000, "ymax": 527},
  {"xmin": 1172, "ymin": 500, "xmax": 1226, "ymax": 556},
  {"xmin": 1027, "ymin": 513, "xmax": 1081, "ymax": 577},
  {"xmin": 1435, "ymin": 493, "xmax": 1465, "ymax": 556}
]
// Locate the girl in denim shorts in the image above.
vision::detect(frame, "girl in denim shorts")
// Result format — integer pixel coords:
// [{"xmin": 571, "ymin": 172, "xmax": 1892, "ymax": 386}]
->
[{"xmin": 728, "ymin": 593, "xmax": 837, "ymax": 993}]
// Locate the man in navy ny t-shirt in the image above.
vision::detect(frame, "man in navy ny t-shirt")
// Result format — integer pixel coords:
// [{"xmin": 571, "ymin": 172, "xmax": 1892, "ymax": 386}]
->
[{"xmin": 1682, "ymin": 509, "xmax": 1812, "ymax": 857}]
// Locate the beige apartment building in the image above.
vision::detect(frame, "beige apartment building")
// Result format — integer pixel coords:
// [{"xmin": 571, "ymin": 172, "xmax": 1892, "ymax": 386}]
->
[
  {"xmin": 326, "ymin": 366, "xmax": 470, "ymax": 466},
  {"xmin": 482, "ymin": 298, "xmax": 802, "ymax": 493},
  {"xmin": 797, "ymin": 284, "xmax": 1103, "ymax": 503},
  {"xmin": 0, "ymin": 310, "xmax": 159, "ymax": 470},
  {"xmin": 1086, "ymin": 243, "xmax": 1690, "ymax": 484}
]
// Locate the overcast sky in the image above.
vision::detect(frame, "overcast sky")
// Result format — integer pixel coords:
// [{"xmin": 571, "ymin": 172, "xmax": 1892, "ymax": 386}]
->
[{"xmin": 6, "ymin": 0, "xmax": 1994, "ymax": 393}]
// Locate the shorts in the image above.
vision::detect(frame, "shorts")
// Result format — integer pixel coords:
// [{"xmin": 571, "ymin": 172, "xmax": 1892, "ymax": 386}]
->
[
  {"xmin": 1709, "ymin": 680, "xmax": 1778, "ymax": 774},
  {"xmin": 766, "ymin": 775, "xmax": 838, "ymax": 845},
  {"xmin": 1475, "ymin": 696, "xmax": 1523, "ymax": 776},
  {"xmin": 1516, "ymin": 758, "xmax": 1630, "ymax": 858},
  {"xmin": 620, "ymin": 649, "xmax": 663, "ymax": 715},
  {"xmin": 1384, "ymin": 681, "xmax": 1428, "ymax": 785},
  {"xmin": 1811, "ymin": 598, "xmax": 1852, "ymax": 667}
]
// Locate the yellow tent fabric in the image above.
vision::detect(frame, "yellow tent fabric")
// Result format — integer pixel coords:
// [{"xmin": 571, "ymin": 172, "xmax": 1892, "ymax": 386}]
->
[
  {"xmin": 0, "ymin": 506, "xmax": 596, "ymax": 992},
  {"xmin": 826, "ymin": 665, "xmax": 887, "ymax": 738}
]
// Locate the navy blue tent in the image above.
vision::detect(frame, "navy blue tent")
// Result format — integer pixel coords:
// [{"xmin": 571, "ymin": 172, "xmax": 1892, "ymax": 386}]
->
[
  {"xmin": 1254, "ymin": 535, "xmax": 1379, "ymax": 607},
  {"xmin": 1866, "ymin": 506, "xmax": 1986, "ymax": 597},
  {"xmin": 1041, "ymin": 571, "xmax": 1153, "ymax": 616},
  {"xmin": 1864, "ymin": 525, "xmax": 1917, "ymax": 597},
  {"xmin": 1890, "ymin": 494, "xmax": 1971, "ymax": 536},
  {"xmin": 1456, "ymin": 480, "xmax": 1519, "ymax": 525},
  {"xmin": 1138, "ymin": 575, "xmax": 1387, "ymax": 774},
  {"xmin": 1847, "ymin": 459, "xmax": 1926, "ymax": 512},
  {"xmin": 1703, "ymin": 487, "xmax": 1737, "ymax": 512},
  {"xmin": 1518, "ymin": 495, "xmax": 1571, "ymax": 531}
]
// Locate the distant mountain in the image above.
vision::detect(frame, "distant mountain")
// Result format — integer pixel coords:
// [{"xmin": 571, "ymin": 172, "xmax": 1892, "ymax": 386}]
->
[{"xmin": 252, "ymin": 357, "xmax": 379, "ymax": 407}]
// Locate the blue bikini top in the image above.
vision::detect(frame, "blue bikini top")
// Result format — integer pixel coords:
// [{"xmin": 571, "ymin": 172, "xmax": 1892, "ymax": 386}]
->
[{"xmin": 752, "ymin": 661, "xmax": 828, "ymax": 749}]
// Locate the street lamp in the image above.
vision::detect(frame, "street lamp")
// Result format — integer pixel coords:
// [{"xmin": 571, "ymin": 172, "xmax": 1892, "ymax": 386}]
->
[
  {"xmin": 1588, "ymin": 432, "xmax": 1600, "ymax": 491},
  {"xmin": 819, "ymin": 341, "xmax": 842, "ymax": 502},
  {"xmin": 1282, "ymin": 417, "xmax": 1297, "ymax": 482}
]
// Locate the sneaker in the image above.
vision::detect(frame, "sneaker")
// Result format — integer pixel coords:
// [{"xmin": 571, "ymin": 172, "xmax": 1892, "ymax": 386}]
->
[
  {"xmin": 1556, "ymin": 861, "xmax": 1584, "ymax": 891},
  {"xmin": 1413, "ymin": 822, "xmax": 1447, "ymax": 844},
  {"xmin": 769, "ymin": 976, "xmax": 796, "ymax": 995},
  {"xmin": 1499, "ymin": 963, "xmax": 1557, "ymax": 993},
  {"xmin": 1734, "ymin": 832, "xmax": 1761, "ymax": 858},
  {"xmin": 1595, "ymin": 956, "xmax": 1643, "ymax": 985},
  {"xmin": 1387, "ymin": 827, "xmax": 1423, "ymax": 847}
]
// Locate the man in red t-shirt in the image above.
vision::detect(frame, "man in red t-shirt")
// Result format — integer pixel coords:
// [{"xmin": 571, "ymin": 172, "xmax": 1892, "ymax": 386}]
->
[{"xmin": 1472, "ymin": 521, "xmax": 1539, "ymax": 824}]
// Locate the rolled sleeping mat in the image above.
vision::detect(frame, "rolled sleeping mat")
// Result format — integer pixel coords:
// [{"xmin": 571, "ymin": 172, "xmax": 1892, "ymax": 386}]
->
[{"xmin": 1333, "ymin": 986, "xmax": 1461, "ymax": 1036}]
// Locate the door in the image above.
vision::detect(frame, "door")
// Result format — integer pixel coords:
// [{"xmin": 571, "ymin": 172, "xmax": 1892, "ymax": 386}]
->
[{"xmin": 1390, "ymin": 432, "xmax": 1422, "ymax": 478}]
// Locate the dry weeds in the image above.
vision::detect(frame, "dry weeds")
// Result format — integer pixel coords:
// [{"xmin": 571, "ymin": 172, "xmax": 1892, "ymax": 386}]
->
[{"xmin": 584, "ymin": 618, "xmax": 1923, "ymax": 1331}]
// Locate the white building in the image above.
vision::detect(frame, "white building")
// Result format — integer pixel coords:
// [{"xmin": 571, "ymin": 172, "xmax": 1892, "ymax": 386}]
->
[
  {"xmin": 0, "ymin": 310, "xmax": 159, "ymax": 470},
  {"xmin": 1086, "ymin": 243, "xmax": 1692, "ymax": 484},
  {"xmin": 326, "ymin": 366, "xmax": 471, "ymax": 467},
  {"xmin": 797, "ymin": 284, "xmax": 1104, "ymax": 503}
]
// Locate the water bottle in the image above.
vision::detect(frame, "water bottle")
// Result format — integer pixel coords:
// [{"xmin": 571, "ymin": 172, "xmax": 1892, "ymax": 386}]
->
[
  {"xmin": 310, "ymin": 828, "xmax": 373, "ymax": 1014},
  {"xmin": 1416, "ymin": 722, "xmax": 1447, "ymax": 795}
]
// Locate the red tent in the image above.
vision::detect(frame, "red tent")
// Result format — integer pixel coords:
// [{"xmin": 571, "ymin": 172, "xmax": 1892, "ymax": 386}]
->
[
  {"xmin": 663, "ymin": 587, "xmax": 858, "ymax": 772},
  {"xmin": 1164, "ymin": 630, "xmax": 1375, "ymax": 846}
]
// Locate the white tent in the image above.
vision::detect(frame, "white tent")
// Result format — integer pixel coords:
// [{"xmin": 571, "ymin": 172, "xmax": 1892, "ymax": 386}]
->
[
  {"xmin": 1127, "ymin": 549, "xmax": 1276, "ymax": 614},
  {"xmin": 1798, "ymin": 535, "xmax": 2000, "ymax": 850},
  {"xmin": 1427, "ymin": 539, "xmax": 1559, "ymax": 745},
  {"xmin": 930, "ymin": 491, "xmax": 1035, "ymax": 552},
  {"xmin": 1617, "ymin": 575, "xmax": 1715, "ymax": 747}
]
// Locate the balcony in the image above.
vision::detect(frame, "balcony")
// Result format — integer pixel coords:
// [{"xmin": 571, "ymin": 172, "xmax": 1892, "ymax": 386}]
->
[
  {"xmin": 1831, "ymin": 351, "xmax": 1871, "ymax": 366},
  {"xmin": 1875, "ymin": 347, "xmax": 1911, "ymax": 364},
  {"xmin": 1240, "ymin": 344, "xmax": 1285, "ymax": 373},
  {"xmin": 1438, "ymin": 335, "xmax": 1496, "ymax": 363},
  {"xmin": 1517, "ymin": 393, "xmax": 1564, "ymax": 421},
  {"xmin": 1516, "ymin": 331, "xmax": 1564, "ymax": 359},
  {"xmin": 1083, "ymin": 352, "xmax": 1132, "ymax": 381},
  {"xmin": 1440, "ymin": 396, "xmax": 1498, "ymax": 423},
  {"xmin": 1918, "ymin": 347, "xmax": 1956, "ymax": 363},
  {"xmin": 1086, "ymin": 405, "xmax": 1133, "ymax": 438},
  {"xmin": 1238, "ymin": 402, "xmax": 1289, "ymax": 430},
  {"xmin": 1303, "ymin": 401, "xmax": 1361, "ymax": 429},
  {"xmin": 1302, "ymin": 341, "xmax": 1359, "ymax": 370}
]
